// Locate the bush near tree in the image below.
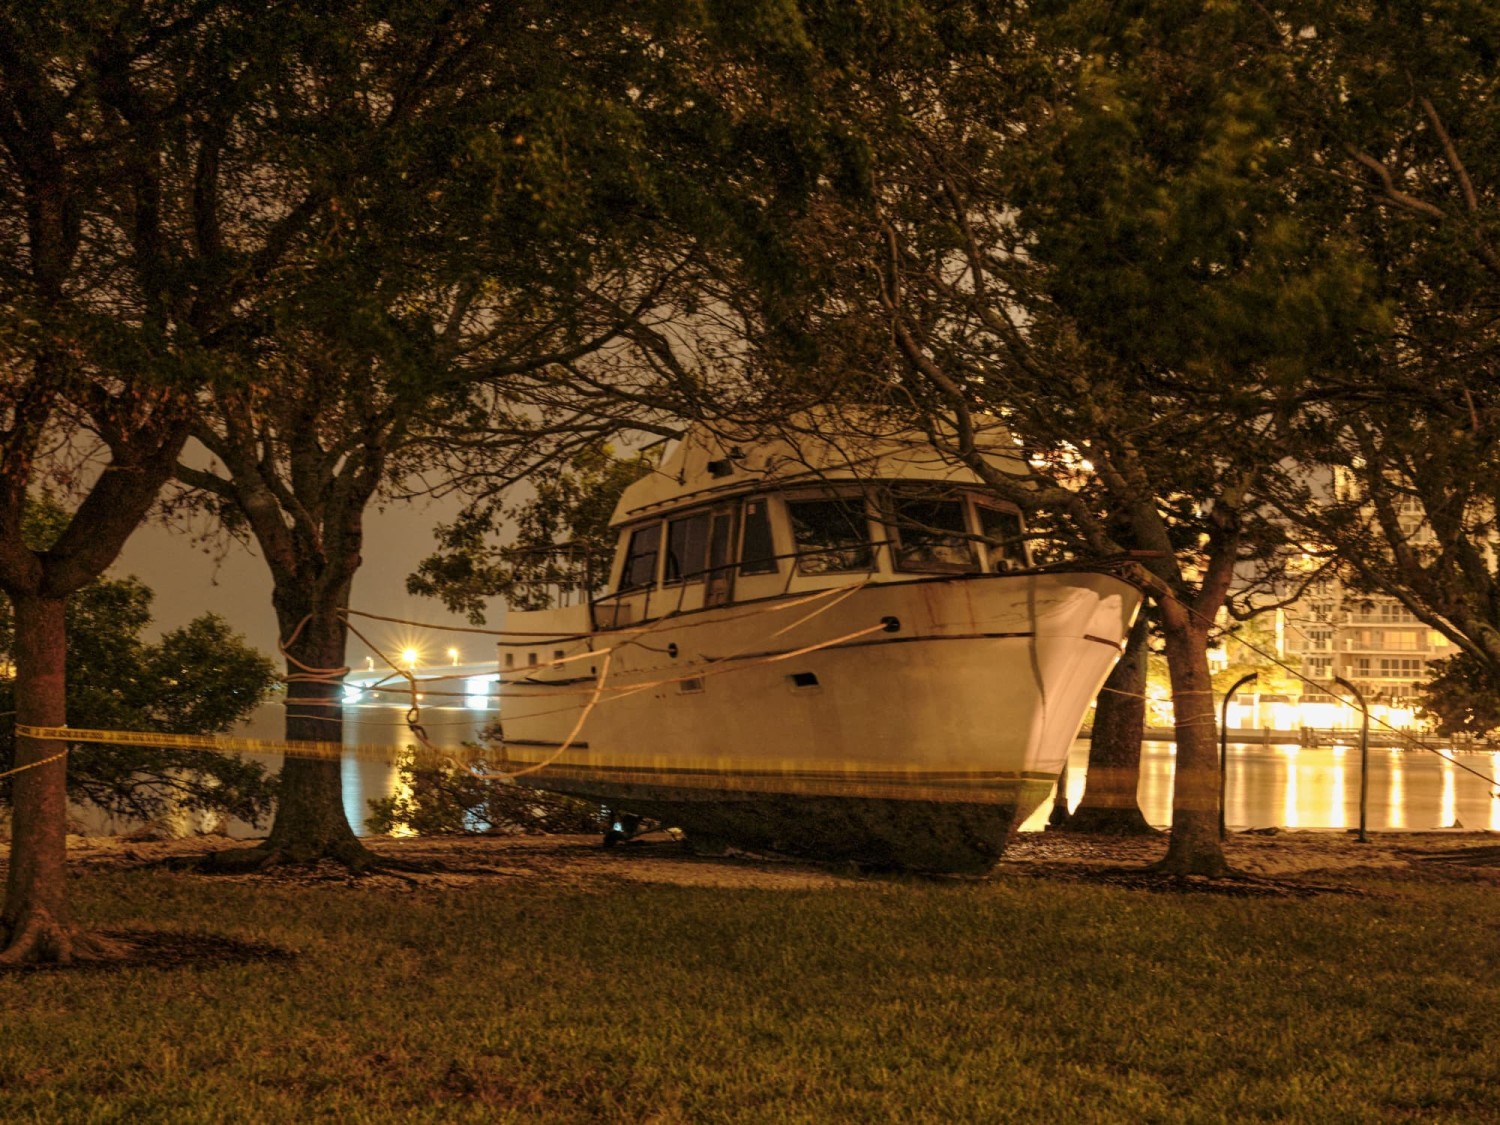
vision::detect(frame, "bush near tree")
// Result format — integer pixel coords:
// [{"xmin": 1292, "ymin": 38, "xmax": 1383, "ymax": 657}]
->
[
  {"xmin": 0, "ymin": 571, "xmax": 278, "ymax": 834},
  {"xmin": 1, "ymin": 499, "xmax": 277, "ymax": 833},
  {"xmin": 365, "ymin": 757, "xmax": 602, "ymax": 839}
]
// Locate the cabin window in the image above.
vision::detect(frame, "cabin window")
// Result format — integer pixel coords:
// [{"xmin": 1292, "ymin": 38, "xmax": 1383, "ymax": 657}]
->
[
  {"xmin": 664, "ymin": 512, "xmax": 712, "ymax": 582},
  {"xmin": 620, "ymin": 523, "xmax": 662, "ymax": 589},
  {"xmin": 892, "ymin": 496, "xmax": 976, "ymax": 572},
  {"xmin": 739, "ymin": 498, "xmax": 778, "ymax": 575},
  {"xmin": 976, "ymin": 505, "xmax": 1026, "ymax": 570},
  {"xmin": 788, "ymin": 497, "xmax": 873, "ymax": 574}
]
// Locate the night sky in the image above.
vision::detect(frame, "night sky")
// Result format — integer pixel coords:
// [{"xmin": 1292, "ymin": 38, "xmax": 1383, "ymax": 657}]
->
[{"xmin": 114, "ymin": 496, "xmax": 502, "ymax": 677}]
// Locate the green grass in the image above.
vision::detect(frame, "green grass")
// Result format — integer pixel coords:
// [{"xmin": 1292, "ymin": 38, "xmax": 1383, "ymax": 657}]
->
[{"xmin": 2, "ymin": 869, "xmax": 1499, "ymax": 1123}]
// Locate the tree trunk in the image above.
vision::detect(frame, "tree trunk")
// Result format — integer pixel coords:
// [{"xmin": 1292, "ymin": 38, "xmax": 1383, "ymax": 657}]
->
[
  {"xmin": 259, "ymin": 668, "xmax": 372, "ymax": 867},
  {"xmin": 202, "ymin": 597, "xmax": 377, "ymax": 872},
  {"xmin": 0, "ymin": 595, "xmax": 120, "ymax": 962},
  {"xmin": 1066, "ymin": 614, "xmax": 1157, "ymax": 835},
  {"xmin": 263, "ymin": 585, "xmax": 377, "ymax": 866},
  {"xmin": 1154, "ymin": 602, "xmax": 1232, "ymax": 875}
]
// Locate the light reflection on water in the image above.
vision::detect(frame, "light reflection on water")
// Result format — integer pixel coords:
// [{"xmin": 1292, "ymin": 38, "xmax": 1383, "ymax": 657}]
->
[
  {"xmin": 335, "ymin": 723, "xmax": 1499, "ymax": 837},
  {"xmin": 82, "ymin": 702, "xmax": 1500, "ymax": 838},
  {"xmin": 1019, "ymin": 740, "xmax": 1500, "ymax": 833},
  {"xmin": 338, "ymin": 717, "xmax": 1500, "ymax": 837}
]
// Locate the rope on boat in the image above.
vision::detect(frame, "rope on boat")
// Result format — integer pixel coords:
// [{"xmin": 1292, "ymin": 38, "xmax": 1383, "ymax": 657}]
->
[
  {"xmin": 6, "ymin": 594, "xmax": 902, "ymax": 788},
  {"xmin": 484, "ymin": 651, "xmax": 613, "ymax": 782}
]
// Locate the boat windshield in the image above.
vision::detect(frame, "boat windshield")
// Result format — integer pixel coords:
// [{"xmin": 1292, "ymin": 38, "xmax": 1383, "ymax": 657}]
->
[
  {"xmin": 664, "ymin": 512, "xmax": 711, "ymax": 582},
  {"xmin": 976, "ymin": 504, "xmax": 1027, "ymax": 570},
  {"xmin": 892, "ymin": 495, "xmax": 977, "ymax": 573},
  {"xmin": 787, "ymin": 497, "xmax": 874, "ymax": 575},
  {"xmin": 620, "ymin": 523, "xmax": 661, "ymax": 589}
]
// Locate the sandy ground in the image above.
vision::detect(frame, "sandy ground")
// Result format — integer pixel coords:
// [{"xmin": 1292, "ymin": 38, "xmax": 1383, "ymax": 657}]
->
[{"xmin": 11, "ymin": 826, "xmax": 1496, "ymax": 895}]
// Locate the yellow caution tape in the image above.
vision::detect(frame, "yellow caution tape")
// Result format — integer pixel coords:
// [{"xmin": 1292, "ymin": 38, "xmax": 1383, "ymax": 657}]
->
[
  {"xmin": 12, "ymin": 724, "xmax": 483, "ymax": 768},
  {"xmin": 10, "ymin": 725, "xmax": 1057, "ymax": 802},
  {"xmin": 18, "ymin": 724, "xmax": 345, "ymax": 758}
]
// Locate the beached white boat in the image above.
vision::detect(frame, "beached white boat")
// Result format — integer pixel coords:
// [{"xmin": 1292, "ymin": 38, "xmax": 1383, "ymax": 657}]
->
[{"xmin": 495, "ymin": 420, "xmax": 1142, "ymax": 872}]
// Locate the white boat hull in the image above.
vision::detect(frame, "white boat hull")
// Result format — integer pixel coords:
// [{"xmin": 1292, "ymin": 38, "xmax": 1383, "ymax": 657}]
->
[{"xmin": 496, "ymin": 569, "xmax": 1141, "ymax": 871}]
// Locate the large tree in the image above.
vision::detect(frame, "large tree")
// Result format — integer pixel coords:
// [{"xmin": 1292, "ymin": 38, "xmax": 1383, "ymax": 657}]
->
[
  {"xmin": 765, "ymin": 0, "xmax": 1377, "ymax": 871},
  {"xmin": 1266, "ymin": 1, "xmax": 1500, "ymax": 709},
  {"xmin": 175, "ymin": 0, "xmax": 840, "ymax": 870},
  {"xmin": 0, "ymin": 2, "xmax": 350, "ymax": 961}
]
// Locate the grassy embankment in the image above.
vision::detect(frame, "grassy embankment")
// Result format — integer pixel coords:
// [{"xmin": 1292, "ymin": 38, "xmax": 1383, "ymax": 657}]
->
[{"xmin": 1, "ymin": 858, "xmax": 1498, "ymax": 1123}]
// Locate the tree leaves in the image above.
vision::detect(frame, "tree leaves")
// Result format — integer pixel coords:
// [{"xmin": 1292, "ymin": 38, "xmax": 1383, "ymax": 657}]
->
[{"xmin": 0, "ymin": 576, "xmax": 279, "ymax": 826}]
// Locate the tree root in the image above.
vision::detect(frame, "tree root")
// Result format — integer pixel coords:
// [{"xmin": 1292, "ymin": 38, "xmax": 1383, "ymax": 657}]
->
[
  {"xmin": 1059, "ymin": 807, "xmax": 1162, "ymax": 836},
  {"xmin": 1145, "ymin": 855, "xmax": 1243, "ymax": 879},
  {"xmin": 168, "ymin": 839, "xmax": 441, "ymax": 877},
  {"xmin": 0, "ymin": 928, "xmax": 296, "ymax": 972},
  {"xmin": 0, "ymin": 910, "xmax": 134, "ymax": 966}
]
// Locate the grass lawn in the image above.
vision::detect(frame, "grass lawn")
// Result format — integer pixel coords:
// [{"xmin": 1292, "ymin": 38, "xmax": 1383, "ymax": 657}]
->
[{"xmin": 1, "ymin": 845, "xmax": 1498, "ymax": 1123}]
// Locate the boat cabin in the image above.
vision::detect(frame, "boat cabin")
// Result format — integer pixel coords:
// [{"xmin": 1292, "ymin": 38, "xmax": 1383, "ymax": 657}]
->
[{"xmin": 592, "ymin": 421, "xmax": 1031, "ymax": 628}]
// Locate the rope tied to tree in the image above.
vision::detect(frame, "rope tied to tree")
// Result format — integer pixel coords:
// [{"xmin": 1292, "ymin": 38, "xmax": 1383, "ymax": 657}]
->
[{"xmin": 0, "ymin": 746, "xmax": 69, "ymax": 782}]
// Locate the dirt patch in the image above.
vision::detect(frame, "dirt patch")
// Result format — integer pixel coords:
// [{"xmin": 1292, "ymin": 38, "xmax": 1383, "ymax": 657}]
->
[
  {"xmin": 999, "ymin": 828, "xmax": 1500, "ymax": 893},
  {"xmin": 43, "ymin": 830, "xmax": 867, "ymax": 892},
  {"xmin": 7, "ymin": 827, "xmax": 1500, "ymax": 894}
]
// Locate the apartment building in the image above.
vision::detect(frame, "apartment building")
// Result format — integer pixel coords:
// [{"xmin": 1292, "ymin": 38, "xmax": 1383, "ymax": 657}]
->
[{"xmin": 1280, "ymin": 576, "xmax": 1458, "ymax": 728}]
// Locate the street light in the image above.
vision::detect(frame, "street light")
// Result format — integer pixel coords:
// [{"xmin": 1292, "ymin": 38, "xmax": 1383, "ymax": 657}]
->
[
  {"xmin": 1334, "ymin": 676, "xmax": 1371, "ymax": 843},
  {"xmin": 1220, "ymin": 672, "xmax": 1258, "ymax": 839},
  {"xmin": 448, "ymin": 647, "xmax": 460, "ymax": 666}
]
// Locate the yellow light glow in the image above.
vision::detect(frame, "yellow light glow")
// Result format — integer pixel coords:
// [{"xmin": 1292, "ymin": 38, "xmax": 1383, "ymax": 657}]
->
[
  {"xmin": 401, "ymin": 647, "xmax": 420, "ymax": 669},
  {"xmin": 448, "ymin": 647, "xmax": 460, "ymax": 665}
]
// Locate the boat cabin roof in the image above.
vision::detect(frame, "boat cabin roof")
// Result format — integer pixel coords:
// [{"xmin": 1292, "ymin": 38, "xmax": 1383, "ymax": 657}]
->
[{"xmin": 611, "ymin": 414, "xmax": 1027, "ymax": 527}]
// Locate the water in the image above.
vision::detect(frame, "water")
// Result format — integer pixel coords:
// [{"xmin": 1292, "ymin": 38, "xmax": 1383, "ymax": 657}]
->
[
  {"xmin": 319, "ymin": 721, "xmax": 1500, "ymax": 837},
  {"xmin": 77, "ymin": 701, "xmax": 1500, "ymax": 837},
  {"xmin": 332, "ymin": 716, "xmax": 1500, "ymax": 836},
  {"xmin": 1017, "ymin": 739, "xmax": 1500, "ymax": 833}
]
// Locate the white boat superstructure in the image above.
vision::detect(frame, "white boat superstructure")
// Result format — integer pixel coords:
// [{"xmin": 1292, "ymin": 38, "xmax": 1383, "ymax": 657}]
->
[{"xmin": 496, "ymin": 418, "xmax": 1142, "ymax": 872}]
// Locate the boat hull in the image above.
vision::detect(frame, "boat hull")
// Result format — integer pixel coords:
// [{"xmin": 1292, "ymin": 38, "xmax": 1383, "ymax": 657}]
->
[
  {"xmin": 518, "ymin": 777, "xmax": 1050, "ymax": 874},
  {"xmin": 497, "ymin": 570, "xmax": 1140, "ymax": 872}
]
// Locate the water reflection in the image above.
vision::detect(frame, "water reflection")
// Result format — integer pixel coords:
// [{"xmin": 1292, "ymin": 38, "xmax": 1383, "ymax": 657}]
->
[
  {"xmin": 340, "ymin": 703, "xmax": 491, "ymax": 833},
  {"xmin": 76, "ymin": 701, "xmax": 1500, "ymax": 840},
  {"xmin": 1023, "ymin": 739, "xmax": 1500, "ymax": 833},
  {"xmin": 1441, "ymin": 764, "xmax": 1456, "ymax": 829},
  {"xmin": 1388, "ymin": 755, "xmax": 1406, "ymax": 829},
  {"xmin": 1327, "ymin": 753, "xmax": 1346, "ymax": 829},
  {"xmin": 1492, "ymin": 754, "xmax": 1500, "ymax": 832},
  {"xmin": 1281, "ymin": 746, "xmax": 1299, "ymax": 829}
]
